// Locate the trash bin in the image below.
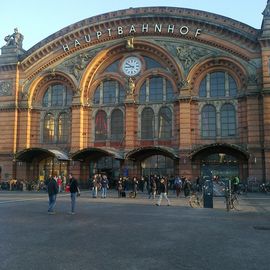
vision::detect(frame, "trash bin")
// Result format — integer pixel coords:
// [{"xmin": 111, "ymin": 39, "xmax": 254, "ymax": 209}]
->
[{"xmin": 203, "ymin": 179, "xmax": 213, "ymax": 208}]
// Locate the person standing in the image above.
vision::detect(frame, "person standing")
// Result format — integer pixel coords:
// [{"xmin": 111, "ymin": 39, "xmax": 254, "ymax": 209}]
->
[
  {"xmin": 174, "ymin": 176, "xmax": 182, "ymax": 198},
  {"xmin": 69, "ymin": 173, "xmax": 80, "ymax": 214},
  {"xmin": 156, "ymin": 178, "xmax": 171, "ymax": 206},
  {"xmin": 47, "ymin": 175, "xmax": 58, "ymax": 214},
  {"xmin": 101, "ymin": 175, "xmax": 109, "ymax": 198}
]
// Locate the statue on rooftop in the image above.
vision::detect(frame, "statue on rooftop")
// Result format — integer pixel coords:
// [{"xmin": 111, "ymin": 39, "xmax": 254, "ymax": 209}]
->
[{"xmin": 4, "ymin": 28, "xmax": 24, "ymax": 48}]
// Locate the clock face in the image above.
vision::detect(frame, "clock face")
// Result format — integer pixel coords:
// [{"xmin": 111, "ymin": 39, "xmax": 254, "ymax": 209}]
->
[{"xmin": 121, "ymin": 56, "xmax": 142, "ymax": 76}]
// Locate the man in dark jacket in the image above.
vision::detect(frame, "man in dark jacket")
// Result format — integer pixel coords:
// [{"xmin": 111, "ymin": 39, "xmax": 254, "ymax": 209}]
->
[
  {"xmin": 69, "ymin": 173, "xmax": 80, "ymax": 214},
  {"xmin": 47, "ymin": 175, "xmax": 58, "ymax": 214}
]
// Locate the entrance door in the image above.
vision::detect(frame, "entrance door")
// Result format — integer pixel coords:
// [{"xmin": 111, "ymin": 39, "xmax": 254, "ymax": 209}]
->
[
  {"xmin": 141, "ymin": 155, "xmax": 174, "ymax": 177},
  {"xmin": 201, "ymin": 153, "xmax": 239, "ymax": 182}
]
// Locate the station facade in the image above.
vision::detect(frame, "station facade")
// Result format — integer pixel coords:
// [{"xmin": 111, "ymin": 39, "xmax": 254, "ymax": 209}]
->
[{"xmin": 1, "ymin": 3, "xmax": 270, "ymax": 185}]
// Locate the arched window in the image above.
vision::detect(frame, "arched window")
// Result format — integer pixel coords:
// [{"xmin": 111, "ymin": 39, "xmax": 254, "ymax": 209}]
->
[
  {"xmin": 44, "ymin": 114, "xmax": 55, "ymax": 143},
  {"xmin": 139, "ymin": 76, "xmax": 175, "ymax": 103},
  {"xmin": 93, "ymin": 80, "xmax": 125, "ymax": 105},
  {"xmin": 139, "ymin": 82, "xmax": 146, "ymax": 103},
  {"xmin": 149, "ymin": 77, "xmax": 163, "ymax": 102},
  {"xmin": 58, "ymin": 113, "xmax": 69, "ymax": 143},
  {"xmin": 141, "ymin": 108, "xmax": 155, "ymax": 139},
  {"xmin": 210, "ymin": 72, "xmax": 225, "ymax": 97},
  {"xmin": 111, "ymin": 109, "xmax": 124, "ymax": 141},
  {"xmin": 201, "ymin": 105, "xmax": 216, "ymax": 137},
  {"xmin": 221, "ymin": 104, "xmax": 236, "ymax": 137},
  {"xmin": 199, "ymin": 72, "xmax": 238, "ymax": 98},
  {"xmin": 158, "ymin": 107, "xmax": 172, "ymax": 139},
  {"xmin": 42, "ymin": 84, "xmax": 72, "ymax": 107},
  {"xmin": 95, "ymin": 110, "xmax": 107, "ymax": 141}
]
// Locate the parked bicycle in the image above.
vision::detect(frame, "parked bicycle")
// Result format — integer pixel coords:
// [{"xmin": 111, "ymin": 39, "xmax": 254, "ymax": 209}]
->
[
  {"xmin": 225, "ymin": 186, "xmax": 239, "ymax": 211},
  {"xmin": 189, "ymin": 192, "xmax": 203, "ymax": 208}
]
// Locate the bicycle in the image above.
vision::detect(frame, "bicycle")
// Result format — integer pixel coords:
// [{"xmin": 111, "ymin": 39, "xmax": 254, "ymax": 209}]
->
[
  {"xmin": 225, "ymin": 188, "xmax": 239, "ymax": 211},
  {"xmin": 189, "ymin": 192, "xmax": 203, "ymax": 208}
]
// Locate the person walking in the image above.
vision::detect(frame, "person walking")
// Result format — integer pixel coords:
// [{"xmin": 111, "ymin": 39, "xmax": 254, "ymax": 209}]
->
[
  {"xmin": 47, "ymin": 175, "xmax": 58, "ymax": 214},
  {"xmin": 69, "ymin": 173, "xmax": 80, "ymax": 214},
  {"xmin": 156, "ymin": 178, "xmax": 171, "ymax": 206}
]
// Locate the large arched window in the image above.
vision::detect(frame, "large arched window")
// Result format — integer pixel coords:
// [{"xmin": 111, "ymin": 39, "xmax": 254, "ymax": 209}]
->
[
  {"xmin": 58, "ymin": 113, "xmax": 69, "ymax": 143},
  {"xmin": 111, "ymin": 109, "xmax": 124, "ymax": 141},
  {"xmin": 95, "ymin": 110, "xmax": 107, "ymax": 141},
  {"xmin": 141, "ymin": 108, "xmax": 155, "ymax": 139},
  {"xmin": 93, "ymin": 80, "xmax": 125, "ymax": 105},
  {"xmin": 221, "ymin": 104, "xmax": 236, "ymax": 137},
  {"xmin": 201, "ymin": 105, "xmax": 216, "ymax": 137},
  {"xmin": 158, "ymin": 107, "xmax": 172, "ymax": 139},
  {"xmin": 139, "ymin": 76, "xmax": 175, "ymax": 103},
  {"xmin": 199, "ymin": 72, "xmax": 238, "ymax": 98},
  {"xmin": 42, "ymin": 84, "xmax": 72, "ymax": 107},
  {"xmin": 44, "ymin": 114, "xmax": 55, "ymax": 143}
]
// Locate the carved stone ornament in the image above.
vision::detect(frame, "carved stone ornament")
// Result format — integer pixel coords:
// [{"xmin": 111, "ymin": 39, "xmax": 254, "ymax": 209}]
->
[
  {"xmin": 59, "ymin": 48, "xmax": 104, "ymax": 81},
  {"xmin": 0, "ymin": 80, "xmax": 12, "ymax": 96},
  {"xmin": 176, "ymin": 45, "xmax": 206, "ymax": 70}
]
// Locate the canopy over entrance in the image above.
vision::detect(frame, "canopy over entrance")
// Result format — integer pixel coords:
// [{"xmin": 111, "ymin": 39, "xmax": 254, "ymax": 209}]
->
[
  {"xmin": 189, "ymin": 143, "xmax": 250, "ymax": 161},
  {"xmin": 16, "ymin": 148, "xmax": 69, "ymax": 162},
  {"xmin": 71, "ymin": 147, "xmax": 123, "ymax": 161},
  {"xmin": 125, "ymin": 146, "xmax": 179, "ymax": 161}
]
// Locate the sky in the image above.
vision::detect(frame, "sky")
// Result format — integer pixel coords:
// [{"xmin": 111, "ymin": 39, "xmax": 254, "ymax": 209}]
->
[{"xmin": 0, "ymin": 0, "xmax": 267, "ymax": 51}]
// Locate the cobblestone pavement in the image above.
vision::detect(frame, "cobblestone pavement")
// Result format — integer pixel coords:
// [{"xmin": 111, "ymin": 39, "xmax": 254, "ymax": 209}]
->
[{"xmin": 0, "ymin": 191, "xmax": 269, "ymax": 270}]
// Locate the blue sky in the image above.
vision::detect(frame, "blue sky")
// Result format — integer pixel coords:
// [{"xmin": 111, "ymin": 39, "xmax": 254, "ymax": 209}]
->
[{"xmin": 0, "ymin": 0, "xmax": 267, "ymax": 50}]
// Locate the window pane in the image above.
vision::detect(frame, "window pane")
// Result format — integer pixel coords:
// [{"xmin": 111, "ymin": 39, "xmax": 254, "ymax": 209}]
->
[
  {"xmin": 201, "ymin": 105, "xmax": 216, "ymax": 137},
  {"xmin": 44, "ymin": 114, "xmax": 54, "ymax": 143},
  {"xmin": 139, "ymin": 82, "xmax": 146, "ymax": 103},
  {"xmin": 141, "ymin": 108, "xmax": 154, "ymax": 139},
  {"xmin": 103, "ymin": 80, "xmax": 116, "ymax": 104},
  {"xmin": 166, "ymin": 80, "xmax": 174, "ymax": 101},
  {"xmin": 229, "ymin": 76, "xmax": 237, "ymax": 97},
  {"xmin": 199, "ymin": 77, "xmax": 207, "ymax": 97},
  {"xmin": 94, "ymin": 86, "xmax": 100, "ymax": 104},
  {"xmin": 95, "ymin": 110, "xmax": 107, "ymax": 140},
  {"xmin": 51, "ymin": 85, "xmax": 64, "ymax": 106},
  {"xmin": 149, "ymin": 77, "xmax": 163, "ymax": 102},
  {"xmin": 111, "ymin": 109, "xmax": 124, "ymax": 141},
  {"xmin": 221, "ymin": 104, "xmax": 236, "ymax": 137},
  {"xmin": 158, "ymin": 107, "xmax": 172, "ymax": 139},
  {"xmin": 58, "ymin": 113, "xmax": 69, "ymax": 143},
  {"xmin": 119, "ymin": 85, "xmax": 125, "ymax": 103},
  {"xmin": 210, "ymin": 72, "xmax": 225, "ymax": 97},
  {"xmin": 43, "ymin": 91, "xmax": 49, "ymax": 107}
]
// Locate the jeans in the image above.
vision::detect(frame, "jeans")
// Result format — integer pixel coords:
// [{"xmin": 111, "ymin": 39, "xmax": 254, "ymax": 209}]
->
[
  {"xmin": 71, "ymin": 193, "xmax": 76, "ymax": 213},
  {"xmin": 101, "ymin": 187, "xmax": 107, "ymax": 198},
  {"xmin": 48, "ymin": 194, "xmax": 57, "ymax": 212},
  {"xmin": 92, "ymin": 187, "xmax": 97, "ymax": 198},
  {"xmin": 157, "ymin": 192, "xmax": 171, "ymax": 206}
]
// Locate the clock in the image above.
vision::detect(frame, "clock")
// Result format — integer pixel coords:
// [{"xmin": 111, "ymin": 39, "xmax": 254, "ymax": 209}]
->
[{"xmin": 121, "ymin": 56, "xmax": 142, "ymax": 76}]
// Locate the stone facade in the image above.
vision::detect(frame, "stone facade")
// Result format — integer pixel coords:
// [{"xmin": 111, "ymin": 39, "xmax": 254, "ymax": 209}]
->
[{"xmin": 0, "ymin": 5, "xmax": 269, "ymax": 185}]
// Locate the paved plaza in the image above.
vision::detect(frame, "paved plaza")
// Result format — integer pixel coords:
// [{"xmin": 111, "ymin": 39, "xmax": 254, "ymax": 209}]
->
[{"xmin": 0, "ymin": 191, "xmax": 270, "ymax": 270}]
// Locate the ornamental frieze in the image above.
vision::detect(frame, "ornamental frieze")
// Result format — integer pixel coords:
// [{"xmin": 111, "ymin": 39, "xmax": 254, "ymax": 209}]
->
[
  {"xmin": 160, "ymin": 41, "xmax": 214, "ymax": 74},
  {"xmin": 57, "ymin": 47, "xmax": 105, "ymax": 81},
  {"xmin": 0, "ymin": 80, "xmax": 12, "ymax": 96}
]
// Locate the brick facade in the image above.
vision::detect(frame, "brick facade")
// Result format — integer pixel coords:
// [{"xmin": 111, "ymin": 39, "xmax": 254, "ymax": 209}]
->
[{"xmin": 0, "ymin": 5, "xmax": 269, "ymax": 185}]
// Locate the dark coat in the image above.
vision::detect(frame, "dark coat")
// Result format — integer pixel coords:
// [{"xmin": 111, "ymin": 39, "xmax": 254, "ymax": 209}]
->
[{"xmin": 47, "ymin": 178, "xmax": 58, "ymax": 196}]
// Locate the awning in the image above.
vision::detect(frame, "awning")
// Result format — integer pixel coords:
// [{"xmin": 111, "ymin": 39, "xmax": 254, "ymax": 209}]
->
[
  {"xmin": 16, "ymin": 148, "xmax": 69, "ymax": 161},
  {"xmin": 125, "ymin": 146, "xmax": 179, "ymax": 160},
  {"xmin": 71, "ymin": 147, "xmax": 124, "ymax": 161}
]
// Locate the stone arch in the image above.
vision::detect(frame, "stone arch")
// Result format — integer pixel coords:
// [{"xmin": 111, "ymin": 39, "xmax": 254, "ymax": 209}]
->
[
  {"xmin": 188, "ymin": 57, "xmax": 249, "ymax": 95},
  {"xmin": 79, "ymin": 39, "xmax": 184, "ymax": 104},
  {"xmin": 27, "ymin": 71, "xmax": 76, "ymax": 107}
]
